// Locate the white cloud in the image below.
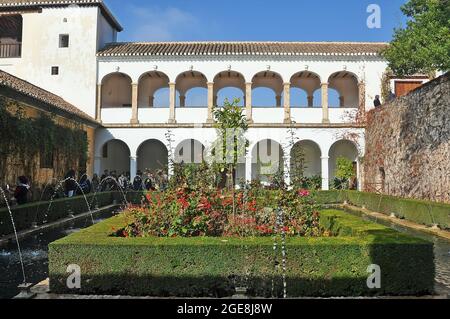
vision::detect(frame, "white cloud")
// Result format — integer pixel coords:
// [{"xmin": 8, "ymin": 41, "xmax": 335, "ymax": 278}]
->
[{"xmin": 126, "ymin": 6, "xmax": 198, "ymax": 41}]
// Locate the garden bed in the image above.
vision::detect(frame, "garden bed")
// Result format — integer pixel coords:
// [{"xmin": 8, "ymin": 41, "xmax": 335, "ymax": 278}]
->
[{"xmin": 48, "ymin": 209, "xmax": 434, "ymax": 297}]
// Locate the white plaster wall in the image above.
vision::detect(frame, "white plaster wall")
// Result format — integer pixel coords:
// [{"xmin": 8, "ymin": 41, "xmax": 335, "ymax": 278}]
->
[
  {"xmin": 101, "ymin": 108, "xmax": 132, "ymax": 123},
  {"xmin": 97, "ymin": 11, "xmax": 117, "ymax": 50},
  {"xmin": 291, "ymin": 108, "xmax": 322, "ymax": 123},
  {"xmin": 252, "ymin": 108, "xmax": 284, "ymax": 124},
  {"xmin": 0, "ymin": 7, "xmax": 99, "ymax": 117}
]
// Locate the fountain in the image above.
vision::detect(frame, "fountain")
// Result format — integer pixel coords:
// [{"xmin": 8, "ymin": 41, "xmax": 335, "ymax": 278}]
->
[
  {"xmin": 272, "ymin": 208, "xmax": 287, "ymax": 299},
  {"xmin": 0, "ymin": 187, "xmax": 35, "ymax": 298},
  {"xmin": 39, "ymin": 177, "xmax": 95, "ymax": 225},
  {"xmin": 88, "ymin": 176, "xmax": 129, "ymax": 209}
]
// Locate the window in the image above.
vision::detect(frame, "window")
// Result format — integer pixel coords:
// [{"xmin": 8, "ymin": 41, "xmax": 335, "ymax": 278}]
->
[
  {"xmin": 59, "ymin": 34, "xmax": 69, "ymax": 48},
  {"xmin": 51, "ymin": 66, "xmax": 59, "ymax": 75},
  {"xmin": 40, "ymin": 150, "xmax": 53, "ymax": 169}
]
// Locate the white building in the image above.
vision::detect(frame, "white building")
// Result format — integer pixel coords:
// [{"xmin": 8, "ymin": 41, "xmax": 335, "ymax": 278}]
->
[{"xmin": 0, "ymin": 0, "xmax": 428, "ymax": 190}]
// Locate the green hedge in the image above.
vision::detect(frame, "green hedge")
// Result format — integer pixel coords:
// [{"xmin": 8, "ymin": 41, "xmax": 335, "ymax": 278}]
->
[
  {"xmin": 342, "ymin": 191, "xmax": 450, "ymax": 230},
  {"xmin": 0, "ymin": 191, "xmax": 145, "ymax": 237},
  {"xmin": 48, "ymin": 209, "xmax": 434, "ymax": 297}
]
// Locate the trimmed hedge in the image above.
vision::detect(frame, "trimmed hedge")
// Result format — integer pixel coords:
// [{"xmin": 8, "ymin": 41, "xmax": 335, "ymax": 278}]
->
[
  {"xmin": 48, "ymin": 209, "xmax": 434, "ymax": 297},
  {"xmin": 0, "ymin": 191, "xmax": 145, "ymax": 237},
  {"xmin": 342, "ymin": 191, "xmax": 450, "ymax": 230}
]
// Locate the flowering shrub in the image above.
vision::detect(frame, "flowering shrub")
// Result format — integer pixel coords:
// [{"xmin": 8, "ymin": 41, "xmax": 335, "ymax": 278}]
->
[{"xmin": 116, "ymin": 186, "xmax": 325, "ymax": 238}]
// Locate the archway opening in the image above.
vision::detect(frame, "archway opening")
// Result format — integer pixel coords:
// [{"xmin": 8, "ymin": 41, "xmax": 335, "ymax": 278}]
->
[
  {"xmin": 213, "ymin": 71, "xmax": 246, "ymax": 107},
  {"xmin": 138, "ymin": 71, "xmax": 170, "ymax": 108},
  {"xmin": 252, "ymin": 71, "xmax": 283, "ymax": 108},
  {"xmin": 328, "ymin": 140, "xmax": 359, "ymax": 189},
  {"xmin": 99, "ymin": 139, "xmax": 130, "ymax": 175},
  {"xmin": 252, "ymin": 139, "xmax": 284, "ymax": 184},
  {"xmin": 290, "ymin": 71, "xmax": 321, "ymax": 108},
  {"xmin": 176, "ymin": 71, "xmax": 208, "ymax": 108},
  {"xmin": 137, "ymin": 139, "xmax": 168, "ymax": 174},
  {"xmin": 328, "ymin": 71, "xmax": 359, "ymax": 108},
  {"xmin": 290, "ymin": 140, "xmax": 322, "ymax": 189},
  {"xmin": 101, "ymin": 73, "xmax": 132, "ymax": 108}
]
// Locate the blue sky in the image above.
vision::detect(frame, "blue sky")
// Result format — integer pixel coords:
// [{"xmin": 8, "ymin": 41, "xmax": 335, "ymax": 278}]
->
[{"xmin": 105, "ymin": 0, "xmax": 408, "ymax": 42}]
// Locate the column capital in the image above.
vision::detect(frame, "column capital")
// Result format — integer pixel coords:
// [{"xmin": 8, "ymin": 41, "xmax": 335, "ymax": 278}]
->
[
  {"xmin": 246, "ymin": 82, "xmax": 253, "ymax": 86},
  {"xmin": 132, "ymin": 82, "xmax": 138, "ymax": 86},
  {"xmin": 321, "ymin": 82, "xmax": 329, "ymax": 87},
  {"xmin": 321, "ymin": 156, "xmax": 330, "ymax": 160},
  {"xmin": 130, "ymin": 156, "xmax": 138, "ymax": 161},
  {"xmin": 207, "ymin": 82, "xmax": 214, "ymax": 86},
  {"xmin": 169, "ymin": 82, "xmax": 176, "ymax": 86},
  {"xmin": 283, "ymin": 82, "xmax": 291, "ymax": 87}
]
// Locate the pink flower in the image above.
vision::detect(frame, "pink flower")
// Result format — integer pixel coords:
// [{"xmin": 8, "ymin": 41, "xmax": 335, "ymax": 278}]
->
[{"xmin": 298, "ymin": 189, "xmax": 310, "ymax": 197}]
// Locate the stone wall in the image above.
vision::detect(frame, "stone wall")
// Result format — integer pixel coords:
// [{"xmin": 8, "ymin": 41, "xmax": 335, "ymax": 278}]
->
[{"xmin": 364, "ymin": 72, "xmax": 450, "ymax": 203}]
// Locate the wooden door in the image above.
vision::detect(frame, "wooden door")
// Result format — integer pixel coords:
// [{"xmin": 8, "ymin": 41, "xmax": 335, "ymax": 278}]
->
[{"xmin": 395, "ymin": 81, "xmax": 423, "ymax": 97}]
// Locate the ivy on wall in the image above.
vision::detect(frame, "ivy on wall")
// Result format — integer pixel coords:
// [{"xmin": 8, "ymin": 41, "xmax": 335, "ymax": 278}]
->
[{"xmin": 0, "ymin": 96, "xmax": 88, "ymax": 183}]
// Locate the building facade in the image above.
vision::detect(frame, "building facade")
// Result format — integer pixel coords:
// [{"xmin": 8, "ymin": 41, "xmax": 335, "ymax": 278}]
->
[{"xmin": 0, "ymin": 0, "xmax": 430, "ymax": 190}]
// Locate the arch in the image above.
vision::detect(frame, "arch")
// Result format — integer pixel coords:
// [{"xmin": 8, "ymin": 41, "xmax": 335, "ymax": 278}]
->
[
  {"xmin": 99, "ymin": 139, "xmax": 130, "ymax": 175},
  {"xmin": 251, "ymin": 139, "xmax": 284, "ymax": 183},
  {"xmin": 290, "ymin": 140, "xmax": 322, "ymax": 181},
  {"xmin": 101, "ymin": 72, "xmax": 132, "ymax": 108},
  {"xmin": 328, "ymin": 71, "xmax": 359, "ymax": 108},
  {"xmin": 213, "ymin": 71, "xmax": 246, "ymax": 106},
  {"xmin": 176, "ymin": 71, "xmax": 207, "ymax": 108},
  {"xmin": 290, "ymin": 71, "xmax": 321, "ymax": 107},
  {"xmin": 138, "ymin": 71, "xmax": 170, "ymax": 108},
  {"xmin": 175, "ymin": 139, "xmax": 206, "ymax": 164},
  {"xmin": 137, "ymin": 139, "xmax": 168, "ymax": 173},
  {"xmin": 251, "ymin": 71, "xmax": 284, "ymax": 108},
  {"xmin": 328, "ymin": 139, "xmax": 359, "ymax": 183}
]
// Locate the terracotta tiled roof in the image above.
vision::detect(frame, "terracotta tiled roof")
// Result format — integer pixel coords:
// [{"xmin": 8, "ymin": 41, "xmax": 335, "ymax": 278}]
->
[
  {"xmin": 0, "ymin": 0, "xmax": 122, "ymax": 31},
  {"xmin": 0, "ymin": 70, "xmax": 98, "ymax": 125},
  {"xmin": 97, "ymin": 41, "xmax": 389, "ymax": 57}
]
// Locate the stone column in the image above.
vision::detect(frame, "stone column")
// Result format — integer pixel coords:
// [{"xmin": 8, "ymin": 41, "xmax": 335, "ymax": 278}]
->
[
  {"xmin": 94, "ymin": 156, "xmax": 102, "ymax": 176},
  {"xmin": 321, "ymin": 156, "xmax": 330, "ymax": 191},
  {"xmin": 179, "ymin": 95, "xmax": 186, "ymax": 108},
  {"xmin": 131, "ymin": 83, "xmax": 139, "ymax": 124},
  {"xmin": 207, "ymin": 82, "xmax": 214, "ymax": 123},
  {"xmin": 276, "ymin": 95, "xmax": 282, "ymax": 107},
  {"xmin": 307, "ymin": 96, "xmax": 314, "ymax": 107},
  {"xmin": 283, "ymin": 82, "xmax": 291, "ymax": 123},
  {"xmin": 149, "ymin": 96, "xmax": 154, "ymax": 108},
  {"xmin": 358, "ymin": 81, "xmax": 366, "ymax": 122},
  {"xmin": 168, "ymin": 82, "xmax": 176, "ymax": 123},
  {"xmin": 245, "ymin": 82, "xmax": 253, "ymax": 123},
  {"xmin": 96, "ymin": 84, "xmax": 102, "ymax": 122},
  {"xmin": 284, "ymin": 155, "xmax": 291, "ymax": 186},
  {"xmin": 130, "ymin": 156, "xmax": 138, "ymax": 180},
  {"xmin": 321, "ymin": 83, "xmax": 330, "ymax": 123},
  {"xmin": 245, "ymin": 155, "xmax": 253, "ymax": 182}
]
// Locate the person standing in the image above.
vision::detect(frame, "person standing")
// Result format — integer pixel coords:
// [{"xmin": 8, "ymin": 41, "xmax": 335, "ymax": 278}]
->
[
  {"xmin": 14, "ymin": 176, "xmax": 30, "ymax": 205},
  {"xmin": 374, "ymin": 95, "xmax": 382, "ymax": 108},
  {"xmin": 64, "ymin": 169, "xmax": 77, "ymax": 197}
]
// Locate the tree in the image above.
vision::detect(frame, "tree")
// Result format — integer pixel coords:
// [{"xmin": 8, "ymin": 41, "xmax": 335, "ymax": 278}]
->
[
  {"xmin": 382, "ymin": 0, "xmax": 450, "ymax": 76},
  {"xmin": 212, "ymin": 98, "xmax": 249, "ymax": 215}
]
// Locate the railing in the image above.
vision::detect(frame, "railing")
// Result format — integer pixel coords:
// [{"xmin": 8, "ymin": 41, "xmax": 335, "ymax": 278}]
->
[{"xmin": 0, "ymin": 43, "xmax": 22, "ymax": 58}]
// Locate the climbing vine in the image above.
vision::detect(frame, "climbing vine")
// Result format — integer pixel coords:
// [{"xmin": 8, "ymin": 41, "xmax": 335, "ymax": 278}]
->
[{"xmin": 0, "ymin": 96, "xmax": 88, "ymax": 183}]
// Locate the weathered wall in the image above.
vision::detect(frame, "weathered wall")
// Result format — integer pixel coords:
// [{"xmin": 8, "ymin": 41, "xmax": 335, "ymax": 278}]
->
[
  {"xmin": 0, "ymin": 94, "xmax": 95, "ymax": 201},
  {"xmin": 364, "ymin": 72, "xmax": 450, "ymax": 203}
]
